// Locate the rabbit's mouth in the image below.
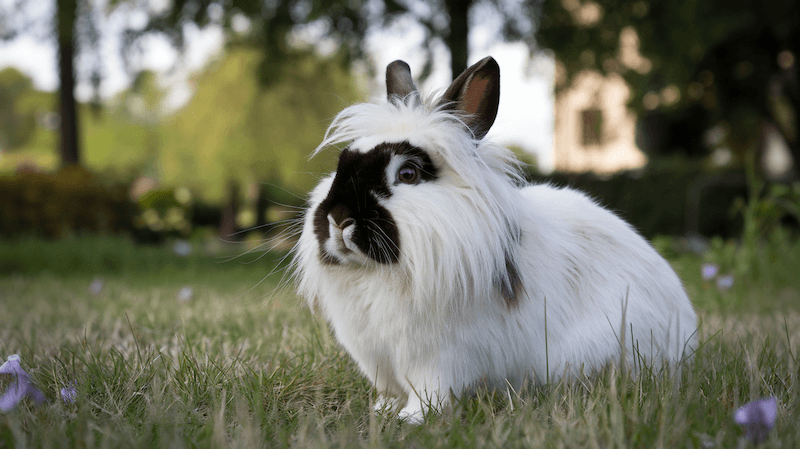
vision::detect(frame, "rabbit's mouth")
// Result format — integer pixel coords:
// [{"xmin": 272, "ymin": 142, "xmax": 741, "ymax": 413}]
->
[
  {"xmin": 327, "ymin": 216, "xmax": 356, "ymax": 255},
  {"xmin": 320, "ymin": 213, "xmax": 396, "ymax": 266}
]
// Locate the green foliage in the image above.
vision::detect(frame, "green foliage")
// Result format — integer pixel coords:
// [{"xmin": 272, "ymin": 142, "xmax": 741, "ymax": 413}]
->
[
  {"xmin": 129, "ymin": 0, "xmax": 378, "ymax": 85},
  {"xmin": 0, "ymin": 167, "xmax": 134, "ymax": 239},
  {"xmin": 686, "ymin": 232, "xmax": 800, "ymax": 313},
  {"xmin": 1, "ymin": 236, "xmax": 800, "ymax": 447},
  {"xmin": 81, "ymin": 104, "xmax": 154, "ymax": 174},
  {"xmin": 132, "ymin": 187, "xmax": 193, "ymax": 242},
  {"xmin": 0, "ymin": 95, "xmax": 153, "ymax": 176},
  {"xmin": 678, "ymin": 179, "xmax": 800, "ymax": 312},
  {"xmin": 159, "ymin": 48, "xmax": 359, "ymax": 202},
  {"xmin": 1, "ymin": 48, "xmax": 359, "ymax": 210},
  {"xmin": 0, "ymin": 68, "xmax": 37, "ymax": 150},
  {"xmin": 528, "ymin": 166, "xmax": 748, "ymax": 238},
  {"xmin": 736, "ymin": 181, "xmax": 800, "ymax": 241},
  {"xmin": 537, "ymin": 0, "xmax": 799, "ymax": 162}
]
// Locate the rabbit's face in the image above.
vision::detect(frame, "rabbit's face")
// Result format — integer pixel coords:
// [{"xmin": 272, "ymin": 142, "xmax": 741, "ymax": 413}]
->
[
  {"xmin": 297, "ymin": 58, "xmax": 528, "ymax": 311},
  {"xmin": 312, "ymin": 140, "xmax": 438, "ymax": 266}
]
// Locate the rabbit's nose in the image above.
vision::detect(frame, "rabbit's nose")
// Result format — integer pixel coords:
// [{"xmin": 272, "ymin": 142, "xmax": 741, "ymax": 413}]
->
[
  {"xmin": 328, "ymin": 214, "xmax": 355, "ymax": 230},
  {"xmin": 328, "ymin": 205, "xmax": 355, "ymax": 230}
]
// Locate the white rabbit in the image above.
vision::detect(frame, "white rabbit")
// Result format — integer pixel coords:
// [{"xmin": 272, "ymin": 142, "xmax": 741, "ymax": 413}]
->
[{"xmin": 293, "ymin": 57, "xmax": 697, "ymax": 424}]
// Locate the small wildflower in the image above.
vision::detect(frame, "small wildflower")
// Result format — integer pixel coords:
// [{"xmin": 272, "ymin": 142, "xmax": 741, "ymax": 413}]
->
[
  {"xmin": 89, "ymin": 278, "xmax": 104, "ymax": 295},
  {"xmin": 0, "ymin": 355, "xmax": 46, "ymax": 412},
  {"xmin": 734, "ymin": 397, "xmax": 777, "ymax": 444},
  {"xmin": 716, "ymin": 274, "xmax": 734, "ymax": 291},
  {"xmin": 701, "ymin": 263, "xmax": 719, "ymax": 281},
  {"xmin": 60, "ymin": 384, "xmax": 77, "ymax": 403},
  {"xmin": 172, "ymin": 240, "xmax": 193, "ymax": 257},
  {"xmin": 177, "ymin": 286, "xmax": 194, "ymax": 303}
]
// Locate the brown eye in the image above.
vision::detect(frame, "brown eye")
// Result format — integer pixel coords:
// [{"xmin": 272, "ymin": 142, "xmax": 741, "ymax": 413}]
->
[{"xmin": 397, "ymin": 163, "xmax": 420, "ymax": 184}]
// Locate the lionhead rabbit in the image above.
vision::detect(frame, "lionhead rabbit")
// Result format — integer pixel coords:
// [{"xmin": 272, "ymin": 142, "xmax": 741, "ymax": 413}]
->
[{"xmin": 294, "ymin": 56, "xmax": 697, "ymax": 423}]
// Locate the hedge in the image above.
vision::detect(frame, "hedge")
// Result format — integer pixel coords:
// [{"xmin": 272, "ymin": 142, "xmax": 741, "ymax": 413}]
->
[
  {"xmin": 0, "ymin": 166, "xmax": 757, "ymax": 240},
  {"xmin": 0, "ymin": 167, "xmax": 135, "ymax": 238},
  {"xmin": 526, "ymin": 167, "xmax": 749, "ymax": 238}
]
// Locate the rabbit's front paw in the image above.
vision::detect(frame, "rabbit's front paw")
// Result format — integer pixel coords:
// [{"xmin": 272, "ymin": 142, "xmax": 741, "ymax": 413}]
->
[
  {"xmin": 374, "ymin": 395, "xmax": 403, "ymax": 414},
  {"xmin": 397, "ymin": 398, "xmax": 425, "ymax": 425},
  {"xmin": 398, "ymin": 408, "xmax": 424, "ymax": 425}
]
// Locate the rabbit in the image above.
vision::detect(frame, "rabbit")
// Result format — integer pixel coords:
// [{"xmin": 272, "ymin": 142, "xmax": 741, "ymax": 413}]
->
[{"xmin": 293, "ymin": 56, "xmax": 697, "ymax": 424}]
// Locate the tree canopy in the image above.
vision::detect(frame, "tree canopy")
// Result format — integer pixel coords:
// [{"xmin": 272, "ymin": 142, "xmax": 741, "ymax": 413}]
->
[
  {"xmin": 0, "ymin": 0, "xmax": 379, "ymax": 168},
  {"xmin": 0, "ymin": 68, "xmax": 37, "ymax": 151},
  {"xmin": 536, "ymin": 0, "xmax": 798, "ymax": 165},
  {"xmin": 158, "ymin": 48, "xmax": 360, "ymax": 202}
]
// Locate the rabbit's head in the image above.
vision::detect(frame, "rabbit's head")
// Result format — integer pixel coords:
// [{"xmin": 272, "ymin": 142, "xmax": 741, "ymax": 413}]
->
[{"xmin": 298, "ymin": 57, "xmax": 524, "ymax": 312}]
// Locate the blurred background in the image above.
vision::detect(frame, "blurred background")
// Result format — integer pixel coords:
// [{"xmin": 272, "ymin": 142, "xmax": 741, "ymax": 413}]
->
[
  {"xmin": 0, "ymin": 0, "xmax": 797, "ymax": 253},
  {"xmin": 2, "ymin": 2, "xmax": 800, "ymax": 443}
]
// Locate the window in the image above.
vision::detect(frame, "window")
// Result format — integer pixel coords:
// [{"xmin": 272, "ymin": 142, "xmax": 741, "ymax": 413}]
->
[{"xmin": 581, "ymin": 108, "xmax": 603, "ymax": 147}]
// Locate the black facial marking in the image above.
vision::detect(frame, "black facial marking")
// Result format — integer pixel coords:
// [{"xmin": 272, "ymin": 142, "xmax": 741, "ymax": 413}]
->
[
  {"xmin": 391, "ymin": 142, "xmax": 438, "ymax": 184},
  {"xmin": 313, "ymin": 141, "xmax": 437, "ymax": 264},
  {"xmin": 497, "ymin": 252, "xmax": 523, "ymax": 309}
]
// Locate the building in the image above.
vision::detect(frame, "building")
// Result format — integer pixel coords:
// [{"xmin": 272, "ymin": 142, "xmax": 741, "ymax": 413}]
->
[{"xmin": 553, "ymin": 70, "xmax": 647, "ymax": 174}]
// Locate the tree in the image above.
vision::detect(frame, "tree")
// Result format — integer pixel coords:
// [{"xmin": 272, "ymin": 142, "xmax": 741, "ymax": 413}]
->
[
  {"xmin": 536, "ymin": 0, "xmax": 798, "ymax": 166},
  {"xmin": 377, "ymin": 0, "xmax": 540, "ymax": 81},
  {"xmin": 154, "ymin": 47, "xmax": 361, "ymax": 237},
  {"xmin": 158, "ymin": 48, "xmax": 358, "ymax": 200},
  {"xmin": 0, "ymin": 1, "xmax": 80, "ymax": 165},
  {"xmin": 130, "ymin": 0, "xmax": 379, "ymax": 85},
  {"xmin": 56, "ymin": 0, "xmax": 80, "ymax": 165},
  {"xmin": 144, "ymin": 0, "xmax": 540, "ymax": 87},
  {"xmin": 0, "ymin": 68, "xmax": 37, "ymax": 151},
  {"xmin": 0, "ymin": 0, "xmax": 119, "ymax": 167},
  {"xmin": 0, "ymin": 0, "xmax": 385, "ymax": 168}
]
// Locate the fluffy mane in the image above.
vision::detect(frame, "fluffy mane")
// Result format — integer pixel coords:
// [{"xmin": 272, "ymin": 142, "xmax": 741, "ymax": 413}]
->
[
  {"xmin": 313, "ymin": 93, "xmax": 525, "ymax": 188},
  {"xmin": 302, "ymin": 93, "xmax": 528, "ymax": 317}
]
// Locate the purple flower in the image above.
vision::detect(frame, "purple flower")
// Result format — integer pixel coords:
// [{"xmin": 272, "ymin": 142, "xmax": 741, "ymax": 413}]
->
[
  {"xmin": 734, "ymin": 397, "xmax": 777, "ymax": 444},
  {"xmin": 89, "ymin": 278, "xmax": 104, "ymax": 295},
  {"xmin": 172, "ymin": 240, "xmax": 193, "ymax": 257},
  {"xmin": 716, "ymin": 274, "xmax": 734, "ymax": 291},
  {"xmin": 0, "ymin": 354, "xmax": 46, "ymax": 412},
  {"xmin": 60, "ymin": 384, "xmax": 77, "ymax": 403},
  {"xmin": 701, "ymin": 263, "xmax": 719, "ymax": 281},
  {"xmin": 177, "ymin": 286, "xmax": 194, "ymax": 303}
]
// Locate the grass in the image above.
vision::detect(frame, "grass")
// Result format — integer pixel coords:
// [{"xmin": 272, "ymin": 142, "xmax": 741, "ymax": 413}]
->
[{"xmin": 1, "ymin": 234, "xmax": 799, "ymax": 448}]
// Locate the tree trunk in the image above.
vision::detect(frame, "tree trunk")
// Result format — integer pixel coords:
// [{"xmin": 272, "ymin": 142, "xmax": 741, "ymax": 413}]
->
[
  {"xmin": 56, "ymin": 0, "xmax": 80, "ymax": 167},
  {"xmin": 444, "ymin": 0, "xmax": 471, "ymax": 80}
]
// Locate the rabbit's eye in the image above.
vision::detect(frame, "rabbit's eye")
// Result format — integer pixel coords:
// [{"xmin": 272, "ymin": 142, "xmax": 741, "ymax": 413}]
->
[{"xmin": 397, "ymin": 163, "xmax": 420, "ymax": 184}]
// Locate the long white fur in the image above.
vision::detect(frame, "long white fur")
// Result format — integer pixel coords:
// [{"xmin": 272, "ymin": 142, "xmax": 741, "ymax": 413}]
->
[{"xmin": 294, "ymin": 93, "xmax": 697, "ymax": 423}]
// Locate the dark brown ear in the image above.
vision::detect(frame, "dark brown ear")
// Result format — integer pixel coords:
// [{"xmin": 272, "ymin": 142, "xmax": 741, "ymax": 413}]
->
[
  {"xmin": 386, "ymin": 60, "xmax": 419, "ymax": 103},
  {"xmin": 437, "ymin": 56, "xmax": 500, "ymax": 140}
]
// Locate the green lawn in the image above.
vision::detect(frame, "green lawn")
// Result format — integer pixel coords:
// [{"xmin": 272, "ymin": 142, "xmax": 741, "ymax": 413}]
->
[{"xmin": 1, "ymin": 235, "xmax": 799, "ymax": 448}]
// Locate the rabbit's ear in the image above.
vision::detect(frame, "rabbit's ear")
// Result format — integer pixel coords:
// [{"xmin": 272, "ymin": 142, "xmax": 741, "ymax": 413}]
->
[
  {"xmin": 438, "ymin": 56, "xmax": 500, "ymax": 140},
  {"xmin": 386, "ymin": 60, "xmax": 419, "ymax": 104}
]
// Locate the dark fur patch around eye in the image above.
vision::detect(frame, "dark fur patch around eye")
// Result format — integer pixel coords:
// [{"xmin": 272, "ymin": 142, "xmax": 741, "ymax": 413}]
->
[
  {"xmin": 314, "ymin": 142, "xmax": 436, "ymax": 264},
  {"xmin": 389, "ymin": 142, "xmax": 438, "ymax": 183}
]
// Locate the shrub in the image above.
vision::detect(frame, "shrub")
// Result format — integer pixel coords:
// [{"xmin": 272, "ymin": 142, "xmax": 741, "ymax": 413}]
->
[
  {"xmin": 0, "ymin": 166, "xmax": 135, "ymax": 238},
  {"xmin": 131, "ymin": 186, "xmax": 193, "ymax": 243},
  {"xmin": 526, "ymin": 167, "xmax": 749, "ymax": 238}
]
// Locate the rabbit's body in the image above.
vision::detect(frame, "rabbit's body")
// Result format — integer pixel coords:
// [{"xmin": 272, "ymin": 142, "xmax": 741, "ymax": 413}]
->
[{"xmin": 294, "ymin": 57, "xmax": 696, "ymax": 423}]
